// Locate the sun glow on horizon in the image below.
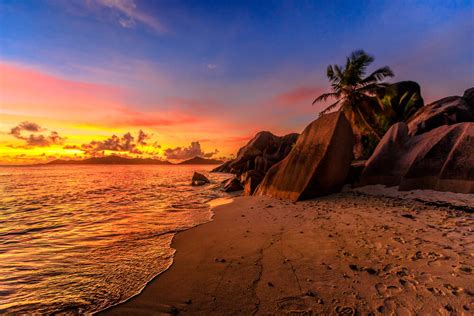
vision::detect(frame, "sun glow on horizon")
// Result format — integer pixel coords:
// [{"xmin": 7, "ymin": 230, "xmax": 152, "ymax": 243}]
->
[{"xmin": 0, "ymin": 62, "xmax": 246, "ymax": 165}]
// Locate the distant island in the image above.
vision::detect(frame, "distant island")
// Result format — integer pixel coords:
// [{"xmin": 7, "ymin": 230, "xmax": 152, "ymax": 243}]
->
[
  {"xmin": 43, "ymin": 155, "xmax": 223, "ymax": 166},
  {"xmin": 178, "ymin": 156, "xmax": 224, "ymax": 165}
]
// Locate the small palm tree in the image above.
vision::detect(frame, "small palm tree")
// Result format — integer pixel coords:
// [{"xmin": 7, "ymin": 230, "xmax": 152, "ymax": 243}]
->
[{"xmin": 313, "ymin": 50, "xmax": 394, "ymax": 138}]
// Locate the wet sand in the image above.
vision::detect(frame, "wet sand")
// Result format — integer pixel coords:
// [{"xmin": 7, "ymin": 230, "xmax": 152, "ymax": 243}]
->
[{"xmin": 102, "ymin": 191, "xmax": 473, "ymax": 315}]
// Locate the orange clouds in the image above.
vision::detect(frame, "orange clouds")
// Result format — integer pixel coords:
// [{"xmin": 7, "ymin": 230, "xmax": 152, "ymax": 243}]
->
[
  {"xmin": 0, "ymin": 62, "xmax": 205, "ymax": 128},
  {"xmin": 0, "ymin": 62, "xmax": 326, "ymax": 164},
  {"xmin": 0, "ymin": 62, "xmax": 123, "ymax": 119}
]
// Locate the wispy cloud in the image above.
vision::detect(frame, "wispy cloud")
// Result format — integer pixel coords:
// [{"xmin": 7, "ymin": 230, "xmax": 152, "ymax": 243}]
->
[
  {"xmin": 0, "ymin": 62, "xmax": 201, "ymax": 128},
  {"xmin": 87, "ymin": 0, "xmax": 165, "ymax": 33},
  {"xmin": 274, "ymin": 86, "xmax": 324, "ymax": 105}
]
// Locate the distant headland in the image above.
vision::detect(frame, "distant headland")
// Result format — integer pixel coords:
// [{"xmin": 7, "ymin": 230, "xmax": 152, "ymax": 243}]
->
[{"xmin": 0, "ymin": 155, "xmax": 224, "ymax": 166}]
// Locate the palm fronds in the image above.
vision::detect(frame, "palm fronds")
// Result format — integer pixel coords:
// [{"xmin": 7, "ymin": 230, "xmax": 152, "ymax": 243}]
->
[{"xmin": 312, "ymin": 50, "xmax": 394, "ymax": 136}]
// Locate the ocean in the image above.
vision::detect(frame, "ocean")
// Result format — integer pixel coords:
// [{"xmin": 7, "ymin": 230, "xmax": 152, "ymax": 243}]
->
[{"xmin": 0, "ymin": 165, "xmax": 230, "ymax": 314}]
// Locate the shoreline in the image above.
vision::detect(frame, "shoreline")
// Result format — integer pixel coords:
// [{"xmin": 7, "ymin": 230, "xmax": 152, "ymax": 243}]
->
[
  {"xmin": 101, "ymin": 190, "xmax": 473, "ymax": 315},
  {"xmin": 94, "ymin": 196, "xmax": 234, "ymax": 315}
]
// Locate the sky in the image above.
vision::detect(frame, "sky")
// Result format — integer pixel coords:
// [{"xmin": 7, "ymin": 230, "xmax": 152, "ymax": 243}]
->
[{"xmin": 0, "ymin": 0, "xmax": 473, "ymax": 164}]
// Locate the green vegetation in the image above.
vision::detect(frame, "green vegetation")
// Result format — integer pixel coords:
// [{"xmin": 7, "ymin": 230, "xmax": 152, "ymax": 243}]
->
[{"xmin": 313, "ymin": 50, "xmax": 394, "ymax": 139}]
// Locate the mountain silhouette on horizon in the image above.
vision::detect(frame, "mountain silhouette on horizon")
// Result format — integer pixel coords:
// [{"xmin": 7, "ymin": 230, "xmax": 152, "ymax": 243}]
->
[{"xmin": 44, "ymin": 155, "xmax": 223, "ymax": 165}]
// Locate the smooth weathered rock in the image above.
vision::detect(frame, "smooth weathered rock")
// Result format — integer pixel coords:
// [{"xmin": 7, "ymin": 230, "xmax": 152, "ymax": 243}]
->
[
  {"xmin": 191, "ymin": 172, "xmax": 210, "ymax": 186},
  {"xmin": 211, "ymin": 161, "xmax": 231, "ymax": 173},
  {"xmin": 240, "ymin": 170, "xmax": 265, "ymax": 196},
  {"xmin": 359, "ymin": 122, "xmax": 474, "ymax": 193},
  {"xmin": 358, "ymin": 122, "xmax": 411, "ymax": 187},
  {"xmin": 407, "ymin": 89, "xmax": 474, "ymax": 136},
  {"xmin": 211, "ymin": 131, "xmax": 298, "ymax": 175},
  {"xmin": 255, "ymin": 111, "xmax": 354, "ymax": 201},
  {"xmin": 463, "ymin": 87, "xmax": 474, "ymax": 107},
  {"xmin": 223, "ymin": 178, "xmax": 244, "ymax": 192},
  {"xmin": 400, "ymin": 123, "xmax": 474, "ymax": 193}
]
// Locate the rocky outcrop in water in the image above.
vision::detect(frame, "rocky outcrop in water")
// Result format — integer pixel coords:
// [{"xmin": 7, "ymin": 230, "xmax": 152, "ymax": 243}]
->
[
  {"xmin": 255, "ymin": 111, "xmax": 354, "ymax": 201},
  {"xmin": 407, "ymin": 88, "xmax": 474, "ymax": 136},
  {"xmin": 191, "ymin": 172, "xmax": 210, "ymax": 186},
  {"xmin": 359, "ymin": 121, "xmax": 474, "ymax": 194}
]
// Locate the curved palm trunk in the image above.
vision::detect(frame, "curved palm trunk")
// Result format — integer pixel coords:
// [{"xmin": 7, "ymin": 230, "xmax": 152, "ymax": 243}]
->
[{"xmin": 352, "ymin": 104, "xmax": 382, "ymax": 141}]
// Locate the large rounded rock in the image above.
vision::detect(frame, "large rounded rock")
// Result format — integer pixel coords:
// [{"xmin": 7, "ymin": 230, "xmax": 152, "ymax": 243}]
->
[
  {"xmin": 358, "ymin": 122, "xmax": 411, "ymax": 187},
  {"xmin": 212, "ymin": 131, "xmax": 298, "ymax": 175},
  {"xmin": 255, "ymin": 111, "xmax": 354, "ymax": 201},
  {"xmin": 359, "ymin": 122, "xmax": 474, "ymax": 194},
  {"xmin": 463, "ymin": 87, "xmax": 474, "ymax": 107},
  {"xmin": 223, "ymin": 177, "xmax": 244, "ymax": 192},
  {"xmin": 407, "ymin": 89, "xmax": 474, "ymax": 136},
  {"xmin": 400, "ymin": 123, "xmax": 474, "ymax": 193}
]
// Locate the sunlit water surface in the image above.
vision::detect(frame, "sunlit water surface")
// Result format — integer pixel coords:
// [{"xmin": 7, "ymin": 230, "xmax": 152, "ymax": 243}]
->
[{"xmin": 0, "ymin": 165, "xmax": 230, "ymax": 314}]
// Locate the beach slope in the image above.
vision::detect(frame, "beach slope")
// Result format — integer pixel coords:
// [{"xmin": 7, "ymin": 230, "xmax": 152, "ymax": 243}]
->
[{"xmin": 102, "ymin": 193, "xmax": 473, "ymax": 315}]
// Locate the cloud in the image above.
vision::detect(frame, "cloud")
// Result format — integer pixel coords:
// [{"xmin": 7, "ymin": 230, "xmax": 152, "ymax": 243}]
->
[
  {"xmin": 0, "ymin": 62, "xmax": 203, "ymax": 128},
  {"xmin": 137, "ymin": 129, "xmax": 149, "ymax": 145},
  {"xmin": 10, "ymin": 121, "xmax": 44, "ymax": 137},
  {"xmin": 90, "ymin": 0, "xmax": 165, "ymax": 33},
  {"xmin": 164, "ymin": 141, "xmax": 218, "ymax": 160},
  {"xmin": 118, "ymin": 17, "xmax": 136, "ymax": 28},
  {"xmin": 207, "ymin": 64, "xmax": 217, "ymax": 70},
  {"xmin": 274, "ymin": 86, "xmax": 324, "ymax": 105},
  {"xmin": 9, "ymin": 122, "xmax": 65, "ymax": 147},
  {"xmin": 77, "ymin": 130, "xmax": 153, "ymax": 156}
]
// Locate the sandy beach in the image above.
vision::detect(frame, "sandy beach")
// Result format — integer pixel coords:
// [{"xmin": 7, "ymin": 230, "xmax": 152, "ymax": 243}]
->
[{"xmin": 102, "ymin": 191, "xmax": 473, "ymax": 315}]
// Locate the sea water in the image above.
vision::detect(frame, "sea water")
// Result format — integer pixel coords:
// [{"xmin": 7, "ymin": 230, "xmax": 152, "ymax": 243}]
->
[{"xmin": 0, "ymin": 165, "xmax": 230, "ymax": 314}]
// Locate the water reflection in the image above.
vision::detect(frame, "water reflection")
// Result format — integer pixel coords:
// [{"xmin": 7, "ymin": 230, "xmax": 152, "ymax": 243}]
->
[{"xmin": 0, "ymin": 165, "xmax": 230, "ymax": 314}]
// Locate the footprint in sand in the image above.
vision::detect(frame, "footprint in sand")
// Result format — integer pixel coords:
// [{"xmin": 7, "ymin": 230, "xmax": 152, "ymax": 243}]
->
[
  {"xmin": 415, "ymin": 272, "xmax": 432, "ymax": 283},
  {"xmin": 392, "ymin": 236, "xmax": 406, "ymax": 244},
  {"xmin": 375, "ymin": 282, "xmax": 403, "ymax": 297},
  {"xmin": 277, "ymin": 295, "xmax": 322, "ymax": 315},
  {"xmin": 455, "ymin": 265, "xmax": 472, "ymax": 274},
  {"xmin": 375, "ymin": 283, "xmax": 388, "ymax": 296},
  {"xmin": 443, "ymin": 283, "xmax": 464, "ymax": 296},
  {"xmin": 334, "ymin": 305, "xmax": 357, "ymax": 315},
  {"xmin": 382, "ymin": 297, "xmax": 413, "ymax": 315},
  {"xmin": 427, "ymin": 287, "xmax": 446, "ymax": 296}
]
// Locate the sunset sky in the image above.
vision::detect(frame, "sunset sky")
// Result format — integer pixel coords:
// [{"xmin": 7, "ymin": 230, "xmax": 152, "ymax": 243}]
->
[{"xmin": 0, "ymin": 0, "xmax": 472, "ymax": 164}]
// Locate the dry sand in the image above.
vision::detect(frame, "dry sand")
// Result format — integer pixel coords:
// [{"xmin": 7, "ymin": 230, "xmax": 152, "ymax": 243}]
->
[{"xmin": 102, "ymin": 191, "xmax": 473, "ymax": 315}]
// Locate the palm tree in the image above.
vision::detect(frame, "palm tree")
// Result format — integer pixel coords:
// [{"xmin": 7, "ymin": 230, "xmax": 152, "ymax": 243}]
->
[{"xmin": 313, "ymin": 50, "xmax": 394, "ymax": 138}]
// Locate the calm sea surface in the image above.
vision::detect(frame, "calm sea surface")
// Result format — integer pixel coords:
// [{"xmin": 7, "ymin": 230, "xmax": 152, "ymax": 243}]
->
[{"xmin": 0, "ymin": 165, "xmax": 230, "ymax": 314}]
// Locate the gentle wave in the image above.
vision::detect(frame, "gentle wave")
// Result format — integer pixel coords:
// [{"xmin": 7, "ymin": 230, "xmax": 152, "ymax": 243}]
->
[{"xmin": 0, "ymin": 165, "xmax": 230, "ymax": 314}]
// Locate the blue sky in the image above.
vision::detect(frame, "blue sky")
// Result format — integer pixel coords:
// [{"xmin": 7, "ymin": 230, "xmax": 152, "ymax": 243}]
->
[
  {"xmin": 0, "ymin": 0, "xmax": 473, "ymax": 162},
  {"xmin": 2, "ymin": 1, "xmax": 472, "ymax": 97}
]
